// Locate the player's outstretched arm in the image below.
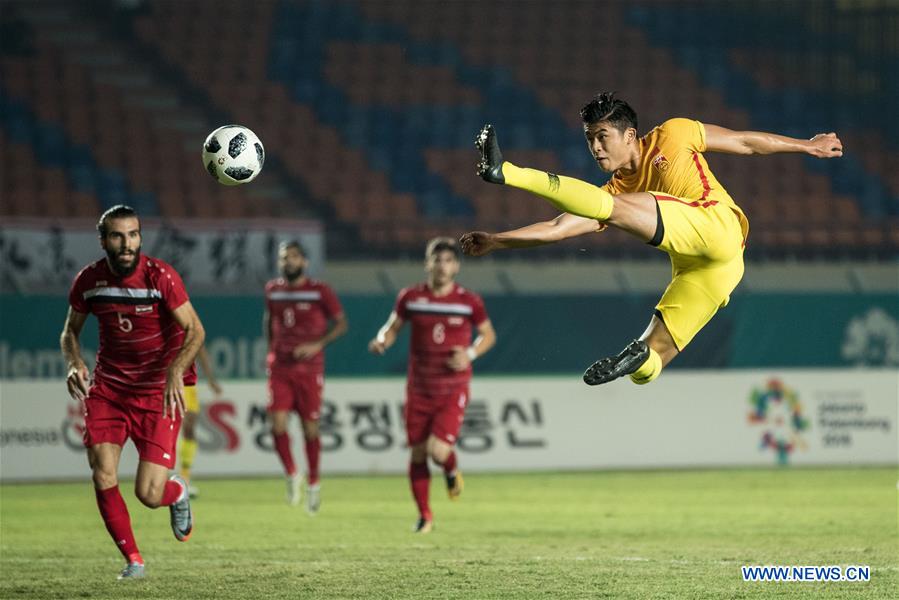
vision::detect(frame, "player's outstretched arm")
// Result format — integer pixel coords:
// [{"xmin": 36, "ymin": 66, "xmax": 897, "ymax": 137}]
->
[
  {"xmin": 60, "ymin": 307, "xmax": 90, "ymax": 401},
  {"xmin": 460, "ymin": 213, "xmax": 606, "ymax": 256},
  {"xmin": 704, "ymin": 124, "xmax": 843, "ymax": 158},
  {"xmin": 368, "ymin": 311, "xmax": 404, "ymax": 355}
]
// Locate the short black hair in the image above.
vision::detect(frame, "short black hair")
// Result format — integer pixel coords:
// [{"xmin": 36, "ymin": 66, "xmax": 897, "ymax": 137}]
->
[
  {"xmin": 279, "ymin": 240, "xmax": 307, "ymax": 257},
  {"xmin": 580, "ymin": 92, "xmax": 638, "ymax": 133},
  {"xmin": 97, "ymin": 205, "xmax": 139, "ymax": 238},
  {"xmin": 425, "ymin": 236, "xmax": 459, "ymax": 260}
]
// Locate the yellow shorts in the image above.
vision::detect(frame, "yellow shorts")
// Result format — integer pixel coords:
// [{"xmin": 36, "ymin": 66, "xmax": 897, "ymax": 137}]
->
[
  {"xmin": 183, "ymin": 385, "xmax": 200, "ymax": 414},
  {"xmin": 651, "ymin": 193, "xmax": 747, "ymax": 350}
]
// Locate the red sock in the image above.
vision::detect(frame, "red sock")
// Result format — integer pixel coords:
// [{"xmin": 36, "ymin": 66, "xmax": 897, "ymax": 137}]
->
[
  {"xmin": 440, "ymin": 451, "xmax": 457, "ymax": 474},
  {"xmin": 274, "ymin": 432, "xmax": 296, "ymax": 476},
  {"xmin": 160, "ymin": 479, "xmax": 183, "ymax": 506},
  {"xmin": 409, "ymin": 461, "xmax": 432, "ymax": 521},
  {"xmin": 95, "ymin": 486, "xmax": 142, "ymax": 563},
  {"xmin": 304, "ymin": 437, "xmax": 321, "ymax": 485}
]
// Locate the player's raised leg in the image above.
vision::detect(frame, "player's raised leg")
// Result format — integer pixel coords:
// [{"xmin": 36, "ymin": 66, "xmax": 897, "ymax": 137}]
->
[
  {"xmin": 428, "ymin": 435, "xmax": 462, "ymax": 500},
  {"xmin": 89, "ymin": 442, "xmax": 145, "ymax": 577},
  {"xmin": 477, "ymin": 125, "xmax": 660, "ymax": 242},
  {"xmin": 134, "ymin": 461, "xmax": 192, "ymax": 542}
]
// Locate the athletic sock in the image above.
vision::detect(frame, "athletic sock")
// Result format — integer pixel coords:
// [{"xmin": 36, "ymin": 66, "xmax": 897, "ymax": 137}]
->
[
  {"xmin": 438, "ymin": 451, "xmax": 457, "ymax": 475},
  {"xmin": 409, "ymin": 461, "xmax": 432, "ymax": 521},
  {"xmin": 178, "ymin": 438, "xmax": 197, "ymax": 481},
  {"xmin": 502, "ymin": 162, "xmax": 615, "ymax": 221},
  {"xmin": 630, "ymin": 347, "xmax": 663, "ymax": 385},
  {"xmin": 304, "ymin": 437, "xmax": 321, "ymax": 485},
  {"xmin": 160, "ymin": 479, "xmax": 184, "ymax": 506},
  {"xmin": 273, "ymin": 432, "xmax": 297, "ymax": 477},
  {"xmin": 95, "ymin": 486, "xmax": 141, "ymax": 562}
]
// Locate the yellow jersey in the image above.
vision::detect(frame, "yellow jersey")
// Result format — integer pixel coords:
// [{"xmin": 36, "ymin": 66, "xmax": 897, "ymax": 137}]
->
[{"xmin": 602, "ymin": 118, "xmax": 749, "ymax": 242}]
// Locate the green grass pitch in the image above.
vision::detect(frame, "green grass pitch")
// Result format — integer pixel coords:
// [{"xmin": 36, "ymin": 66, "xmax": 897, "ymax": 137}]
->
[{"xmin": 1, "ymin": 468, "xmax": 895, "ymax": 599}]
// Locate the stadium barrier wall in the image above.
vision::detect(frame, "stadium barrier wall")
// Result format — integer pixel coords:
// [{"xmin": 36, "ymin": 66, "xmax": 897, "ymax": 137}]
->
[
  {"xmin": 1, "ymin": 293, "xmax": 897, "ymax": 376},
  {"xmin": 2, "ymin": 372, "xmax": 895, "ymax": 481}
]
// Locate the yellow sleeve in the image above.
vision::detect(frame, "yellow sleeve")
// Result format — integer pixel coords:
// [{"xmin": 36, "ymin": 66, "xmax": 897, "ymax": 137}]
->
[{"xmin": 660, "ymin": 118, "xmax": 706, "ymax": 153}]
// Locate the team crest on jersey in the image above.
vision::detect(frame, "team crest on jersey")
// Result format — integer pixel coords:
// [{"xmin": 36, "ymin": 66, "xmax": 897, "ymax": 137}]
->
[{"xmin": 651, "ymin": 151, "xmax": 670, "ymax": 173}]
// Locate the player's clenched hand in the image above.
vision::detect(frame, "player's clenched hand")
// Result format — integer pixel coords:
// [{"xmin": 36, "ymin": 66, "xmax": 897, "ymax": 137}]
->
[
  {"xmin": 163, "ymin": 373, "xmax": 186, "ymax": 420},
  {"xmin": 447, "ymin": 346, "xmax": 471, "ymax": 371},
  {"xmin": 293, "ymin": 341, "xmax": 323, "ymax": 360},
  {"xmin": 66, "ymin": 363, "xmax": 90, "ymax": 402},
  {"xmin": 368, "ymin": 338, "xmax": 387, "ymax": 355},
  {"xmin": 460, "ymin": 231, "xmax": 498, "ymax": 257},
  {"xmin": 807, "ymin": 133, "xmax": 842, "ymax": 158}
]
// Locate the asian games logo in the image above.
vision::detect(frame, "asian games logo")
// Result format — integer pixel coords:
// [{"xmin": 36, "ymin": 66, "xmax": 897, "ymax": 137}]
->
[{"xmin": 747, "ymin": 378, "xmax": 809, "ymax": 465}]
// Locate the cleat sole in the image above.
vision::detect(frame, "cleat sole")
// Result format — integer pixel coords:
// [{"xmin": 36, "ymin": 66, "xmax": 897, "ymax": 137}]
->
[{"xmin": 583, "ymin": 340, "xmax": 650, "ymax": 386}]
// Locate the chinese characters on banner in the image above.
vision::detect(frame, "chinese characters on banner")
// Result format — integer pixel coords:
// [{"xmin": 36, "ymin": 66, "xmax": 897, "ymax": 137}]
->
[{"xmin": 0, "ymin": 218, "xmax": 323, "ymax": 294}]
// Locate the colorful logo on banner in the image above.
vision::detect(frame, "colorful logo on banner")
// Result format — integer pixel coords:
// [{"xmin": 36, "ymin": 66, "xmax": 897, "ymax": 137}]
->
[{"xmin": 748, "ymin": 378, "xmax": 809, "ymax": 465}]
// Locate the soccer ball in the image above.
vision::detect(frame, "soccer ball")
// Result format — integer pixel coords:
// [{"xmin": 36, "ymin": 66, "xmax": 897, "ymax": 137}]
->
[{"xmin": 202, "ymin": 125, "xmax": 265, "ymax": 186}]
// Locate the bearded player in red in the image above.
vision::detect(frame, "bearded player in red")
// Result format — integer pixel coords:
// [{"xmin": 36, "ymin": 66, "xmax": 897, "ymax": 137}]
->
[
  {"xmin": 60, "ymin": 205, "xmax": 205, "ymax": 580},
  {"xmin": 368, "ymin": 237, "xmax": 496, "ymax": 533},
  {"xmin": 265, "ymin": 240, "xmax": 348, "ymax": 514}
]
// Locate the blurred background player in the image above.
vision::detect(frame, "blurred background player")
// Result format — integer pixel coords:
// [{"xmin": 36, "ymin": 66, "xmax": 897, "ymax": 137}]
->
[
  {"xmin": 264, "ymin": 240, "xmax": 348, "ymax": 513},
  {"xmin": 177, "ymin": 345, "xmax": 223, "ymax": 499},
  {"xmin": 368, "ymin": 237, "xmax": 496, "ymax": 533},
  {"xmin": 463, "ymin": 92, "xmax": 842, "ymax": 386},
  {"xmin": 60, "ymin": 205, "xmax": 204, "ymax": 580}
]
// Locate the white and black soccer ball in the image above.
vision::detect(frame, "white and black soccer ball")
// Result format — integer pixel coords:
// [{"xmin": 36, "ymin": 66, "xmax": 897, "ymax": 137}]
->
[{"xmin": 202, "ymin": 125, "xmax": 264, "ymax": 186}]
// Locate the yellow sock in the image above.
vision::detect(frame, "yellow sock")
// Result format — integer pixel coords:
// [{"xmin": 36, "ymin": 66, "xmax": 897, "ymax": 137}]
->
[
  {"xmin": 179, "ymin": 438, "xmax": 198, "ymax": 481},
  {"xmin": 630, "ymin": 348, "xmax": 662, "ymax": 385},
  {"xmin": 502, "ymin": 162, "xmax": 615, "ymax": 221}
]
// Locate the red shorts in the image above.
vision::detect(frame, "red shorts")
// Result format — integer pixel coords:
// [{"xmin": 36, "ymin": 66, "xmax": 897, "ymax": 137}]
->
[
  {"xmin": 83, "ymin": 383, "xmax": 181, "ymax": 469},
  {"xmin": 268, "ymin": 369, "xmax": 324, "ymax": 421},
  {"xmin": 404, "ymin": 387, "xmax": 469, "ymax": 447}
]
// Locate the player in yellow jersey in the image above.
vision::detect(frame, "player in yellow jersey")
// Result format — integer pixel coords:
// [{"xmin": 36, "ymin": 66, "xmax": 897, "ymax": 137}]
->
[
  {"xmin": 461, "ymin": 92, "xmax": 842, "ymax": 385},
  {"xmin": 178, "ymin": 346, "xmax": 222, "ymax": 497}
]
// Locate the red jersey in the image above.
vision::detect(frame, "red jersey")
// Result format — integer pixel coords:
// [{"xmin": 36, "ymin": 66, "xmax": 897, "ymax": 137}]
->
[
  {"xmin": 68, "ymin": 254, "xmax": 197, "ymax": 409},
  {"xmin": 394, "ymin": 283, "xmax": 488, "ymax": 397},
  {"xmin": 265, "ymin": 277, "xmax": 343, "ymax": 373}
]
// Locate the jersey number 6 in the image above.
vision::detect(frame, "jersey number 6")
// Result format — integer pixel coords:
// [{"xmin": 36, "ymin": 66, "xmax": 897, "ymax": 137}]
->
[{"xmin": 432, "ymin": 322, "xmax": 446, "ymax": 344}]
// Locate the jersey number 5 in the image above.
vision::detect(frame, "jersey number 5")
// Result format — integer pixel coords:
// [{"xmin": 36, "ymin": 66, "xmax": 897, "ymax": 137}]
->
[{"xmin": 117, "ymin": 312, "xmax": 133, "ymax": 333}]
